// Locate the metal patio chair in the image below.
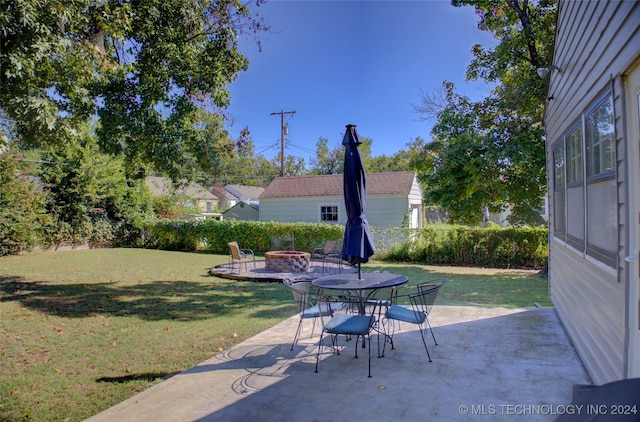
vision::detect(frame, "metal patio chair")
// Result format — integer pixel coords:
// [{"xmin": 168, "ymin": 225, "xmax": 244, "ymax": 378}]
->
[
  {"xmin": 227, "ymin": 241, "xmax": 255, "ymax": 273},
  {"xmin": 283, "ymin": 279, "xmax": 344, "ymax": 351},
  {"xmin": 382, "ymin": 278, "xmax": 448, "ymax": 362},
  {"xmin": 310, "ymin": 240, "xmax": 342, "ymax": 272},
  {"xmin": 314, "ymin": 291, "xmax": 382, "ymax": 378}
]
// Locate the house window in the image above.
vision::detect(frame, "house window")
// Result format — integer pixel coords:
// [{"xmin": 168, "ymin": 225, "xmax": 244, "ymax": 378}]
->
[
  {"xmin": 585, "ymin": 92, "xmax": 617, "ymax": 266},
  {"xmin": 553, "ymin": 142, "xmax": 566, "ymax": 237},
  {"xmin": 565, "ymin": 124, "xmax": 584, "ymax": 249},
  {"xmin": 206, "ymin": 202, "xmax": 213, "ymax": 213},
  {"xmin": 552, "ymin": 89, "xmax": 617, "ymax": 268},
  {"xmin": 320, "ymin": 205, "xmax": 339, "ymax": 223}
]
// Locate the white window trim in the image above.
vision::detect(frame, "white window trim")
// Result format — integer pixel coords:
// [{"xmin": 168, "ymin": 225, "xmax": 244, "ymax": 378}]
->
[{"xmin": 318, "ymin": 203, "xmax": 340, "ymax": 224}]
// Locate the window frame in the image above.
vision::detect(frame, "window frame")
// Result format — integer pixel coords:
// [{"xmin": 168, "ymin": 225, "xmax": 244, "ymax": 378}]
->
[
  {"xmin": 551, "ymin": 88, "xmax": 618, "ymax": 268},
  {"xmin": 565, "ymin": 122, "xmax": 585, "ymax": 250},
  {"xmin": 552, "ymin": 140, "xmax": 566, "ymax": 239},
  {"xmin": 319, "ymin": 204, "xmax": 340, "ymax": 223}
]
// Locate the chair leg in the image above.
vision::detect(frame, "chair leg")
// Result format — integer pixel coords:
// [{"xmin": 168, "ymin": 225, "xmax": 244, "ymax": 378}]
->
[
  {"xmin": 417, "ymin": 324, "xmax": 433, "ymax": 362},
  {"xmin": 315, "ymin": 332, "xmax": 324, "ymax": 373},
  {"xmin": 291, "ymin": 318, "xmax": 303, "ymax": 351},
  {"xmin": 367, "ymin": 334, "xmax": 372, "ymax": 378},
  {"xmin": 426, "ymin": 317, "xmax": 438, "ymax": 345},
  {"xmin": 382, "ymin": 318, "xmax": 397, "ymax": 353}
]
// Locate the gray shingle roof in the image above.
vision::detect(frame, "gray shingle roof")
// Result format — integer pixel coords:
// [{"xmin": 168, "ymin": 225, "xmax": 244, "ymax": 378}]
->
[
  {"xmin": 225, "ymin": 184, "xmax": 265, "ymax": 201},
  {"xmin": 145, "ymin": 177, "xmax": 218, "ymax": 200},
  {"xmin": 260, "ymin": 171, "xmax": 416, "ymax": 199}
]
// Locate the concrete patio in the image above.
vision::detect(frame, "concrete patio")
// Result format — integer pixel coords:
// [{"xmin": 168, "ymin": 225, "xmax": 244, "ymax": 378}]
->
[{"xmin": 86, "ymin": 304, "xmax": 591, "ymax": 421}]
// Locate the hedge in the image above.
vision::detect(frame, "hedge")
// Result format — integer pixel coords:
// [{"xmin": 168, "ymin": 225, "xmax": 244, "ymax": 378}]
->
[
  {"xmin": 144, "ymin": 220, "xmax": 548, "ymax": 269},
  {"xmin": 379, "ymin": 225, "xmax": 548, "ymax": 269}
]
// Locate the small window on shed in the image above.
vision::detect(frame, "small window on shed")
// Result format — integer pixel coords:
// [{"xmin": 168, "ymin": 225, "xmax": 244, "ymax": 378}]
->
[{"xmin": 320, "ymin": 205, "xmax": 338, "ymax": 222}]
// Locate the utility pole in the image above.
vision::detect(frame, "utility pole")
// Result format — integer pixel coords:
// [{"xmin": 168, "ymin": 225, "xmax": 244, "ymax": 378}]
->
[{"xmin": 270, "ymin": 109, "xmax": 296, "ymax": 177}]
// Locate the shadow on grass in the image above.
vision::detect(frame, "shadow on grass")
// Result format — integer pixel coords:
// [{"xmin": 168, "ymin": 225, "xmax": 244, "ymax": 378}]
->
[
  {"xmin": 96, "ymin": 371, "xmax": 179, "ymax": 384},
  {"xmin": 0, "ymin": 277, "xmax": 291, "ymax": 321}
]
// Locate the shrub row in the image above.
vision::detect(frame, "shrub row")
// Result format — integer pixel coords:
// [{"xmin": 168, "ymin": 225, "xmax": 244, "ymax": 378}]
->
[
  {"xmin": 145, "ymin": 219, "xmax": 345, "ymax": 254},
  {"xmin": 145, "ymin": 220, "xmax": 548, "ymax": 269},
  {"xmin": 378, "ymin": 225, "xmax": 548, "ymax": 269}
]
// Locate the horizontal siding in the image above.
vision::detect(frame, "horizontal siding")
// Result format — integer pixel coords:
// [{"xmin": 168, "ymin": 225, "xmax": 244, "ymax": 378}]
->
[
  {"xmin": 550, "ymin": 243, "xmax": 625, "ymax": 383},
  {"xmin": 546, "ymin": 0, "xmax": 640, "ymax": 384},
  {"xmin": 260, "ymin": 195, "xmax": 410, "ymax": 228},
  {"xmin": 367, "ymin": 196, "xmax": 408, "ymax": 228},
  {"xmin": 223, "ymin": 206, "xmax": 258, "ymax": 221},
  {"xmin": 260, "ymin": 197, "xmax": 343, "ymax": 223},
  {"xmin": 408, "ymin": 177, "xmax": 423, "ymax": 205}
]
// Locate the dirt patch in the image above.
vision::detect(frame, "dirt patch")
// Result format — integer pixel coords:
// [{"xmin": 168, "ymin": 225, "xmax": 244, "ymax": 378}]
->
[{"xmin": 409, "ymin": 264, "xmax": 541, "ymax": 276}]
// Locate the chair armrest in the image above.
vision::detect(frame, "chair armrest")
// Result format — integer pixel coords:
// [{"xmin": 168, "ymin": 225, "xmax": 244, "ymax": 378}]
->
[
  {"xmin": 239, "ymin": 248, "xmax": 254, "ymax": 257},
  {"xmin": 388, "ymin": 285, "xmax": 416, "ymax": 305},
  {"xmin": 311, "ymin": 247, "xmax": 324, "ymax": 255}
]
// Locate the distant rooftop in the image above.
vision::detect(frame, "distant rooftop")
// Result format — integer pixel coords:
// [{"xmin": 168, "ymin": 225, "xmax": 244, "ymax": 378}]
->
[
  {"xmin": 260, "ymin": 172, "xmax": 416, "ymax": 199},
  {"xmin": 145, "ymin": 176, "xmax": 218, "ymax": 200}
]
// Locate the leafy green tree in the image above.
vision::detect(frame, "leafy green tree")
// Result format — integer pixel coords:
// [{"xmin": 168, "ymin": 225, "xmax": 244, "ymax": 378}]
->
[
  {"xmin": 1, "ymin": 0, "xmax": 267, "ymax": 178},
  {"xmin": 0, "ymin": 151, "xmax": 51, "ymax": 255},
  {"xmin": 309, "ymin": 137, "xmax": 341, "ymax": 175},
  {"xmin": 367, "ymin": 138, "xmax": 425, "ymax": 173},
  {"xmin": 308, "ymin": 135, "xmax": 375, "ymax": 175},
  {"xmin": 208, "ymin": 127, "xmax": 279, "ymax": 186},
  {"xmin": 38, "ymin": 130, "xmax": 153, "ymax": 245},
  {"xmin": 415, "ymin": 0, "xmax": 555, "ymax": 225},
  {"xmin": 272, "ymin": 155, "xmax": 306, "ymax": 177}
]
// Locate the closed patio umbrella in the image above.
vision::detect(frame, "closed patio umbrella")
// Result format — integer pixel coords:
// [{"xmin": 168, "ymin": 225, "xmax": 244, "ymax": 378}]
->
[{"xmin": 341, "ymin": 124, "xmax": 375, "ymax": 279}]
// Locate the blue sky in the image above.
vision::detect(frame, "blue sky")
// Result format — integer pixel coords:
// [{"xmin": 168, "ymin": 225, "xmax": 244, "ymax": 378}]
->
[{"xmin": 225, "ymin": 0, "xmax": 493, "ymax": 163}]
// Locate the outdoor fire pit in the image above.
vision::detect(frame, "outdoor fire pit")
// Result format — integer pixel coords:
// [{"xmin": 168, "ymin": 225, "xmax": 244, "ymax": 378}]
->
[{"xmin": 264, "ymin": 251, "xmax": 310, "ymax": 273}]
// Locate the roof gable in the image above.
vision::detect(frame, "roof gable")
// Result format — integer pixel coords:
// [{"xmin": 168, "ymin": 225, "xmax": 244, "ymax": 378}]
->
[
  {"xmin": 260, "ymin": 172, "xmax": 417, "ymax": 199},
  {"xmin": 145, "ymin": 177, "xmax": 218, "ymax": 200},
  {"xmin": 226, "ymin": 184, "xmax": 265, "ymax": 200}
]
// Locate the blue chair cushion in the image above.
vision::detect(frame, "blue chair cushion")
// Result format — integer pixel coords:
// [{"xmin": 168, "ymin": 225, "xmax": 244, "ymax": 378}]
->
[
  {"xmin": 386, "ymin": 304, "xmax": 426, "ymax": 325},
  {"xmin": 324, "ymin": 314, "xmax": 374, "ymax": 336}
]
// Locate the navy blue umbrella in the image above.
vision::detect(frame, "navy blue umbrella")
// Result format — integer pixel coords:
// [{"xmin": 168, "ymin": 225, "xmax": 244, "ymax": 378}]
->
[{"xmin": 341, "ymin": 124, "xmax": 375, "ymax": 279}]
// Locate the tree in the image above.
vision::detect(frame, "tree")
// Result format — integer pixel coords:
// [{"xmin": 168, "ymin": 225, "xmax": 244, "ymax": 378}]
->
[
  {"xmin": 1, "ymin": 0, "xmax": 267, "ymax": 178},
  {"xmin": 416, "ymin": 0, "xmax": 556, "ymax": 225},
  {"xmin": 272, "ymin": 155, "xmax": 306, "ymax": 177},
  {"xmin": 38, "ymin": 127, "xmax": 153, "ymax": 245},
  {"xmin": 0, "ymin": 150, "xmax": 51, "ymax": 255},
  {"xmin": 367, "ymin": 138, "xmax": 424, "ymax": 173},
  {"xmin": 309, "ymin": 137, "xmax": 342, "ymax": 175}
]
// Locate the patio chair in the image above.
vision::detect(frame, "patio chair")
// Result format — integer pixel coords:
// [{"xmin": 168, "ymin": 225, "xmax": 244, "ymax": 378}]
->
[
  {"xmin": 315, "ymin": 292, "xmax": 381, "ymax": 378},
  {"xmin": 228, "ymin": 241, "xmax": 255, "ymax": 273},
  {"xmin": 283, "ymin": 279, "xmax": 344, "ymax": 351},
  {"xmin": 310, "ymin": 240, "xmax": 342, "ymax": 272},
  {"xmin": 382, "ymin": 278, "xmax": 448, "ymax": 362}
]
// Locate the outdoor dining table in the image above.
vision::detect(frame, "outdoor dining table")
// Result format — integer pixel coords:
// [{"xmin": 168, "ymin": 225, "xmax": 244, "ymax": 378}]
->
[{"xmin": 312, "ymin": 271, "xmax": 409, "ymax": 315}]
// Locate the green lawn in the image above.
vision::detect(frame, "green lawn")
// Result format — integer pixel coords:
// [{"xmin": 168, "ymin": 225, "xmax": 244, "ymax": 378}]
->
[{"xmin": 0, "ymin": 248, "xmax": 550, "ymax": 421}]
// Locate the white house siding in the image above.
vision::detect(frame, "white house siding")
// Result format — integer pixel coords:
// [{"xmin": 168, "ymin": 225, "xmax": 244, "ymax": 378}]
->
[
  {"xmin": 545, "ymin": 1, "xmax": 640, "ymax": 384},
  {"xmin": 259, "ymin": 195, "xmax": 411, "ymax": 229},
  {"xmin": 550, "ymin": 246, "xmax": 625, "ymax": 383},
  {"xmin": 367, "ymin": 196, "xmax": 411, "ymax": 228},
  {"xmin": 259, "ymin": 197, "xmax": 345, "ymax": 224}
]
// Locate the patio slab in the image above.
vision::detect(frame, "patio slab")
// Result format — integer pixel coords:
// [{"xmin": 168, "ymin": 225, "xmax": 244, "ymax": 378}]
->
[
  {"xmin": 85, "ymin": 305, "xmax": 591, "ymax": 421},
  {"xmin": 209, "ymin": 259, "xmax": 357, "ymax": 282}
]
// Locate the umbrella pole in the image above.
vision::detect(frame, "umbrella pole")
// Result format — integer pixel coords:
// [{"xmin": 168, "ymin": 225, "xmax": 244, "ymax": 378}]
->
[{"xmin": 358, "ymin": 263, "xmax": 362, "ymax": 280}]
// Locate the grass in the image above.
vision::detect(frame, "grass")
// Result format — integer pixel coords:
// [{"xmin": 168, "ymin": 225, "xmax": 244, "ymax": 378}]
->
[{"xmin": 0, "ymin": 248, "xmax": 551, "ymax": 421}]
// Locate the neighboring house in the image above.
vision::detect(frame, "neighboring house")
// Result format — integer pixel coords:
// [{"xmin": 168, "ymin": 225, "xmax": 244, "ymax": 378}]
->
[
  {"xmin": 222, "ymin": 201, "xmax": 259, "ymax": 221},
  {"xmin": 484, "ymin": 196, "xmax": 549, "ymax": 227},
  {"xmin": 544, "ymin": 1, "xmax": 639, "ymax": 383},
  {"xmin": 259, "ymin": 171, "xmax": 423, "ymax": 229},
  {"xmin": 225, "ymin": 184, "xmax": 265, "ymax": 207},
  {"xmin": 145, "ymin": 176, "xmax": 220, "ymax": 216}
]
